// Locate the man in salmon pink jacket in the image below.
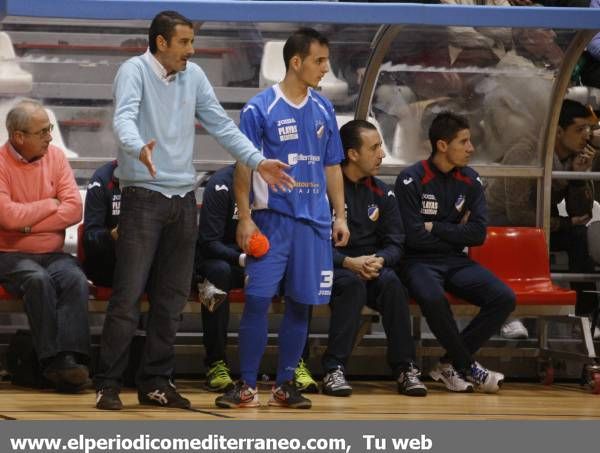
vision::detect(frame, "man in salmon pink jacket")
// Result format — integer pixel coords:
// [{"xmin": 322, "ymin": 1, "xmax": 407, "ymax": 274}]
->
[{"xmin": 0, "ymin": 99, "xmax": 90, "ymax": 392}]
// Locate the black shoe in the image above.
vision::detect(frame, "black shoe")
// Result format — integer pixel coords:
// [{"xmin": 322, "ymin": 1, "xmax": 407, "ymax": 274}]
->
[
  {"xmin": 397, "ymin": 365, "xmax": 428, "ymax": 397},
  {"xmin": 138, "ymin": 383, "xmax": 191, "ymax": 409},
  {"xmin": 96, "ymin": 387, "xmax": 123, "ymax": 410},
  {"xmin": 43, "ymin": 353, "xmax": 89, "ymax": 387},
  {"xmin": 215, "ymin": 380, "xmax": 260, "ymax": 408},
  {"xmin": 322, "ymin": 366, "xmax": 352, "ymax": 397},
  {"xmin": 268, "ymin": 380, "xmax": 312, "ymax": 409}
]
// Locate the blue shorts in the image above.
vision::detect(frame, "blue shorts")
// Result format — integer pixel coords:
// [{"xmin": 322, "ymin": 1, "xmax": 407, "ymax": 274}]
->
[{"xmin": 245, "ymin": 210, "xmax": 333, "ymax": 305}]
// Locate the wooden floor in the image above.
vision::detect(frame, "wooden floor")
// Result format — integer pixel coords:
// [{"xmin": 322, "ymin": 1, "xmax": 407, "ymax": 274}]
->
[{"xmin": 1, "ymin": 380, "xmax": 599, "ymax": 420}]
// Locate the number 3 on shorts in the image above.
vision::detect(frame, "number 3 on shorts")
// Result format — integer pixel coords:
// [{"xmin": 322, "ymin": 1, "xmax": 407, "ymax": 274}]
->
[{"xmin": 320, "ymin": 270, "xmax": 333, "ymax": 288}]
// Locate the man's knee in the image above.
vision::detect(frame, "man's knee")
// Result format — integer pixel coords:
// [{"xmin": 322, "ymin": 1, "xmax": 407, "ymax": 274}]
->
[
  {"xmin": 333, "ymin": 272, "xmax": 366, "ymax": 298},
  {"xmin": 492, "ymin": 282, "xmax": 516, "ymax": 314},
  {"xmin": 409, "ymin": 280, "xmax": 445, "ymax": 313},
  {"xmin": 331, "ymin": 272, "xmax": 367, "ymax": 310},
  {"xmin": 377, "ymin": 270, "xmax": 409, "ymax": 305},
  {"xmin": 22, "ymin": 269, "xmax": 52, "ymax": 292},
  {"xmin": 378, "ymin": 269, "xmax": 404, "ymax": 292},
  {"xmin": 199, "ymin": 259, "xmax": 234, "ymax": 290},
  {"xmin": 60, "ymin": 265, "xmax": 88, "ymax": 291}
]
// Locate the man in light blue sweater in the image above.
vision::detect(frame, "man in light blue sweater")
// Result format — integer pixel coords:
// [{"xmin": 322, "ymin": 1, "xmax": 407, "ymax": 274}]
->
[{"xmin": 94, "ymin": 10, "xmax": 293, "ymax": 411}]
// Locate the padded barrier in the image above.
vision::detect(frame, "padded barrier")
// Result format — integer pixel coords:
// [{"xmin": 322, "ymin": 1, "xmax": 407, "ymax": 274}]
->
[{"xmin": 1, "ymin": 1, "xmax": 599, "ymax": 29}]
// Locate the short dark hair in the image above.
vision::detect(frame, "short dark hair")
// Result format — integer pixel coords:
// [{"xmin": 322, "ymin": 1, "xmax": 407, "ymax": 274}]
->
[
  {"xmin": 429, "ymin": 111, "xmax": 470, "ymax": 155},
  {"xmin": 340, "ymin": 119, "xmax": 377, "ymax": 164},
  {"xmin": 559, "ymin": 99, "xmax": 592, "ymax": 129},
  {"xmin": 283, "ymin": 28, "xmax": 329, "ymax": 72},
  {"xmin": 149, "ymin": 10, "xmax": 193, "ymax": 54}
]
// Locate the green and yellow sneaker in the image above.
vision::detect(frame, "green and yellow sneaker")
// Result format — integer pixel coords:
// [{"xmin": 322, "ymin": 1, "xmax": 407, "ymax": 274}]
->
[
  {"xmin": 294, "ymin": 359, "xmax": 319, "ymax": 394},
  {"xmin": 205, "ymin": 360, "xmax": 234, "ymax": 392}
]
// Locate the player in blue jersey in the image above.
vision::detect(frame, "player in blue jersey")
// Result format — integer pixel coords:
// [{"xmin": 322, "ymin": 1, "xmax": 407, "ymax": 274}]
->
[
  {"xmin": 395, "ymin": 112, "xmax": 515, "ymax": 394},
  {"xmin": 216, "ymin": 28, "xmax": 349, "ymax": 409}
]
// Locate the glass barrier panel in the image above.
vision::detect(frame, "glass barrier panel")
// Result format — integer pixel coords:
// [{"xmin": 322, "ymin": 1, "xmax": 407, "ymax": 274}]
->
[{"xmin": 369, "ymin": 25, "xmax": 578, "ymax": 168}]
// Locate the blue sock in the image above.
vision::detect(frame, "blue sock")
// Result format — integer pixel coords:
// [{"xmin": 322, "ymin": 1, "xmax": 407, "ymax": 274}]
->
[
  {"xmin": 276, "ymin": 298, "xmax": 309, "ymax": 386},
  {"xmin": 238, "ymin": 295, "xmax": 271, "ymax": 388}
]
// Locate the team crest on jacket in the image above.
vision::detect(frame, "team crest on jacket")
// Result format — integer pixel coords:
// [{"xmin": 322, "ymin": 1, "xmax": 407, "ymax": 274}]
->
[
  {"xmin": 455, "ymin": 194, "xmax": 465, "ymax": 212},
  {"xmin": 368, "ymin": 204, "xmax": 379, "ymax": 221}
]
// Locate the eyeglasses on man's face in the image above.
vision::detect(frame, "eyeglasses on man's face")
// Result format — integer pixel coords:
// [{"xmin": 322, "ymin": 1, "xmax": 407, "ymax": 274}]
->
[{"xmin": 20, "ymin": 123, "xmax": 54, "ymax": 138}]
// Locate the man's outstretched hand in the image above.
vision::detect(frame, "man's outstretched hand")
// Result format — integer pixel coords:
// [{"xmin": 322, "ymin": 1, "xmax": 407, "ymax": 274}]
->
[
  {"xmin": 257, "ymin": 159, "xmax": 295, "ymax": 192},
  {"xmin": 139, "ymin": 139, "xmax": 157, "ymax": 178}
]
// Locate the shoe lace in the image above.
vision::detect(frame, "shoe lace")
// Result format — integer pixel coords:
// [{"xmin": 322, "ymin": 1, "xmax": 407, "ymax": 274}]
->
[
  {"xmin": 404, "ymin": 365, "xmax": 422, "ymax": 383},
  {"xmin": 470, "ymin": 363, "xmax": 489, "ymax": 384},
  {"xmin": 295, "ymin": 360, "xmax": 313, "ymax": 381},
  {"xmin": 208, "ymin": 360, "xmax": 231, "ymax": 380},
  {"xmin": 441, "ymin": 363, "xmax": 468, "ymax": 382},
  {"xmin": 328, "ymin": 368, "xmax": 347, "ymax": 387}
]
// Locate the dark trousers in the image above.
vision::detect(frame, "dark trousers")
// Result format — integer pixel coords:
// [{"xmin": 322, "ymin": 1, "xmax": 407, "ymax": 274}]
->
[
  {"xmin": 551, "ymin": 225, "xmax": 598, "ymax": 316},
  {"xmin": 401, "ymin": 255, "xmax": 515, "ymax": 372},
  {"xmin": 322, "ymin": 267, "xmax": 415, "ymax": 376},
  {"xmin": 94, "ymin": 187, "xmax": 198, "ymax": 392},
  {"xmin": 196, "ymin": 258, "xmax": 244, "ymax": 367},
  {"xmin": 0, "ymin": 252, "xmax": 90, "ymax": 362},
  {"xmin": 83, "ymin": 248, "xmax": 115, "ymax": 287}
]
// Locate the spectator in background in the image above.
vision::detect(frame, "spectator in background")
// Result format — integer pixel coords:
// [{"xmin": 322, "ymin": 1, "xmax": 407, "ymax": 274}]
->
[
  {"xmin": 487, "ymin": 99, "xmax": 598, "ymax": 319},
  {"xmin": 510, "ymin": 1, "xmax": 589, "ymax": 7},
  {"xmin": 441, "ymin": 0, "xmax": 513, "ymax": 69},
  {"xmin": 94, "ymin": 10, "xmax": 293, "ymax": 411},
  {"xmin": 321, "ymin": 120, "xmax": 427, "ymax": 398},
  {"xmin": 82, "ymin": 160, "xmax": 120, "ymax": 287},
  {"xmin": 577, "ymin": 0, "xmax": 600, "ymax": 90},
  {"xmin": 0, "ymin": 99, "xmax": 90, "ymax": 393},
  {"xmin": 532, "ymin": 1, "xmax": 590, "ymax": 6},
  {"xmin": 510, "ymin": 0, "xmax": 582, "ymax": 66},
  {"xmin": 395, "ymin": 112, "xmax": 514, "ymax": 394}
]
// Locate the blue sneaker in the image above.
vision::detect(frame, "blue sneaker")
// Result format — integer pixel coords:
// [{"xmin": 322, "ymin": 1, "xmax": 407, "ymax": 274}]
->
[{"xmin": 467, "ymin": 361, "xmax": 504, "ymax": 393}]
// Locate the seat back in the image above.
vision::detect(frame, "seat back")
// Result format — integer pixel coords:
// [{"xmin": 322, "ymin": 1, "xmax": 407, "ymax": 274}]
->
[
  {"xmin": 0, "ymin": 32, "xmax": 33, "ymax": 94},
  {"xmin": 259, "ymin": 40, "xmax": 348, "ymax": 101},
  {"xmin": 469, "ymin": 227, "xmax": 550, "ymax": 283}
]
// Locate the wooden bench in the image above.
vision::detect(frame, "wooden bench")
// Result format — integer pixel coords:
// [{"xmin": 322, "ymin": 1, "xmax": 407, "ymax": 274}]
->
[
  {"xmin": 0, "ymin": 226, "xmax": 579, "ymax": 316},
  {"xmin": 0, "ymin": 226, "xmax": 594, "ymax": 372}
]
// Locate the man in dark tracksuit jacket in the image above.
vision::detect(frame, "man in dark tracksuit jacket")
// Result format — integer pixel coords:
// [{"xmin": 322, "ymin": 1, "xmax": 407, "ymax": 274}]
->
[
  {"xmin": 83, "ymin": 161, "xmax": 120, "ymax": 287},
  {"xmin": 195, "ymin": 164, "xmax": 240, "ymax": 392},
  {"xmin": 395, "ymin": 112, "xmax": 515, "ymax": 394},
  {"xmin": 197, "ymin": 165, "xmax": 317, "ymax": 393},
  {"xmin": 322, "ymin": 120, "xmax": 426, "ymax": 398}
]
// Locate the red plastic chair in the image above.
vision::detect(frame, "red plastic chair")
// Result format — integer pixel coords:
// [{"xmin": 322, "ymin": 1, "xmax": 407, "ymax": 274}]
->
[{"xmin": 469, "ymin": 227, "xmax": 576, "ymax": 305}]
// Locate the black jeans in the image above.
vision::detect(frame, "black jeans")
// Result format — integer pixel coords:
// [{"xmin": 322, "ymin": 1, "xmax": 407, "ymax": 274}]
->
[
  {"xmin": 400, "ymin": 255, "xmax": 515, "ymax": 372},
  {"xmin": 0, "ymin": 252, "xmax": 90, "ymax": 362},
  {"xmin": 196, "ymin": 258, "xmax": 244, "ymax": 367},
  {"xmin": 94, "ymin": 187, "xmax": 198, "ymax": 392},
  {"xmin": 322, "ymin": 267, "xmax": 415, "ymax": 377}
]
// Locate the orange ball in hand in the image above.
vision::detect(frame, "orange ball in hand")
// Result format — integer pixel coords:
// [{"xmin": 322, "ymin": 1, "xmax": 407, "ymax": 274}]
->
[{"xmin": 247, "ymin": 232, "xmax": 270, "ymax": 258}]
